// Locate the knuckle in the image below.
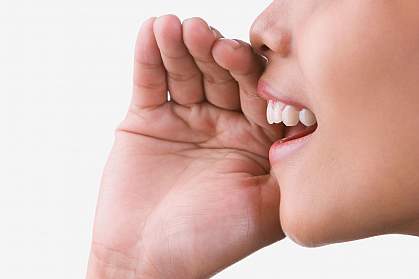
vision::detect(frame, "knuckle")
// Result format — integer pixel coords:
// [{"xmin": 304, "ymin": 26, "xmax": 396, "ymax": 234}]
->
[
  {"xmin": 203, "ymin": 74, "xmax": 235, "ymax": 85},
  {"xmin": 167, "ymin": 70, "xmax": 201, "ymax": 82},
  {"xmin": 136, "ymin": 59, "xmax": 162, "ymax": 71}
]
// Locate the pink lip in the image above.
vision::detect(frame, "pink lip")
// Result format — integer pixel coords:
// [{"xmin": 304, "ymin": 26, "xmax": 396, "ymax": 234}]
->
[
  {"xmin": 269, "ymin": 130, "xmax": 316, "ymax": 163},
  {"xmin": 258, "ymin": 80, "xmax": 317, "ymax": 162},
  {"xmin": 257, "ymin": 80, "xmax": 306, "ymax": 111}
]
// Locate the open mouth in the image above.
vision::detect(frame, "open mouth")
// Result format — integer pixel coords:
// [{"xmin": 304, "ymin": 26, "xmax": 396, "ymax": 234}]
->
[
  {"xmin": 266, "ymin": 99, "xmax": 318, "ymax": 144},
  {"xmin": 258, "ymin": 80, "xmax": 318, "ymax": 157},
  {"xmin": 280, "ymin": 122, "xmax": 318, "ymax": 143}
]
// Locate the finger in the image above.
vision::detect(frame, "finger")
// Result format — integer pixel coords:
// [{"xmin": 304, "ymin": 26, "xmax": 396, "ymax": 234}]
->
[
  {"xmin": 212, "ymin": 39, "xmax": 268, "ymax": 128},
  {"xmin": 153, "ymin": 15, "xmax": 204, "ymax": 106},
  {"xmin": 132, "ymin": 17, "xmax": 168, "ymax": 109},
  {"xmin": 182, "ymin": 18, "xmax": 240, "ymax": 111}
]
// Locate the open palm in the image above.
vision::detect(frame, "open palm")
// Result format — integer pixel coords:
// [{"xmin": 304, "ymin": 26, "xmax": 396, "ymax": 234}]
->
[{"xmin": 88, "ymin": 15, "xmax": 284, "ymax": 279}]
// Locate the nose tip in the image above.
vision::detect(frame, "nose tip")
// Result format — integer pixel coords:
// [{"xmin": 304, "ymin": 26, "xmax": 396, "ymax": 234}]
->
[
  {"xmin": 249, "ymin": 20, "xmax": 266, "ymax": 55},
  {"xmin": 250, "ymin": 19, "xmax": 291, "ymax": 58}
]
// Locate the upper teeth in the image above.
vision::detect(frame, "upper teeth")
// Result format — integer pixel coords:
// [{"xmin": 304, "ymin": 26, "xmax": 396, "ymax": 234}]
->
[{"xmin": 266, "ymin": 100, "xmax": 317, "ymax": 127}]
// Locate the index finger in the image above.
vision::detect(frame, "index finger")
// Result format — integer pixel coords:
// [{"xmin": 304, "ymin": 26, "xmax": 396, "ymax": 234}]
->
[{"xmin": 212, "ymin": 39, "xmax": 268, "ymax": 127}]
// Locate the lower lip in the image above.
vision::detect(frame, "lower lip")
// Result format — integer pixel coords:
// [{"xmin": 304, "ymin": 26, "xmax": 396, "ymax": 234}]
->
[{"xmin": 269, "ymin": 129, "xmax": 316, "ymax": 163}]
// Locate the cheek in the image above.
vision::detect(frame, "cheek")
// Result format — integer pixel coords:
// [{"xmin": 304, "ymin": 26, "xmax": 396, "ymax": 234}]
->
[
  {"xmin": 280, "ymin": 2, "xmax": 419, "ymax": 244},
  {"xmin": 297, "ymin": 1, "xmax": 417, "ymax": 113}
]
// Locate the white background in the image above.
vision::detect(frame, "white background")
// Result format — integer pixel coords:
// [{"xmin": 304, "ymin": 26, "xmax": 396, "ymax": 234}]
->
[{"xmin": 2, "ymin": 0, "xmax": 419, "ymax": 278}]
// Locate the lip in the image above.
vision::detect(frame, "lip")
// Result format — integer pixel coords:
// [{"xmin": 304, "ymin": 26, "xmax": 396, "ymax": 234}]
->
[
  {"xmin": 259, "ymin": 80, "xmax": 317, "ymax": 162},
  {"xmin": 257, "ymin": 80, "xmax": 307, "ymax": 111},
  {"xmin": 269, "ymin": 125, "xmax": 317, "ymax": 163}
]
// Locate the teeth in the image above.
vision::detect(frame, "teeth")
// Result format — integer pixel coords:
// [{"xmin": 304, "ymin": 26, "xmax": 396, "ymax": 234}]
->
[
  {"xmin": 266, "ymin": 100, "xmax": 274, "ymax": 124},
  {"xmin": 282, "ymin": 105, "xmax": 299, "ymax": 126},
  {"xmin": 267, "ymin": 100, "xmax": 285, "ymax": 124},
  {"xmin": 299, "ymin": 108, "xmax": 317, "ymax": 126},
  {"xmin": 272, "ymin": 101, "xmax": 284, "ymax": 123},
  {"xmin": 266, "ymin": 101, "xmax": 317, "ymax": 127}
]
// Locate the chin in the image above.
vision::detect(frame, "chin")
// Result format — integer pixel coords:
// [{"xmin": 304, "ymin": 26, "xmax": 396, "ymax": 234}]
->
[
  {"xmin": 277, "ymin": 180, "xmax": 417, "ymax": 248},
  {"xmin": 279, "ymin": 195, "xmax": 334, "ymax": 248},
  {"xmin": 275, "ymin": 161, "xmax": 391, "ymax": 248},
  {"xmin": 279, "ymin": 200, "xmax": 362, "ymax": 248}
]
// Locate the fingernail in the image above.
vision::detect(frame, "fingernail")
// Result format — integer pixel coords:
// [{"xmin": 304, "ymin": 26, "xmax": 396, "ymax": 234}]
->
[
  {"xmin": 210, "ymin": 26, "xmax": 224, "ymax": 39},
  {"xmin": 219, "ymin": 38, "xmax": 241, "ymax": 49},
  {"xmin": 182, "ymin": 18, "xmax": 192, "ymax": 24}
]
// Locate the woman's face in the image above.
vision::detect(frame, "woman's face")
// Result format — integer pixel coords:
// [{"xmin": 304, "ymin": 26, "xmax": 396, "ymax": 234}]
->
[{"xmin": 251, "ymin": 0, "xmax": 419, "ymax": 246}]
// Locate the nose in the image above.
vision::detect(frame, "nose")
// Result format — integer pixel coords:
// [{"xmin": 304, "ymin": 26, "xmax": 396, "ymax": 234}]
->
[{"xmin": 250, "ymin": 6, "xmax": 291, "ymax": 59}]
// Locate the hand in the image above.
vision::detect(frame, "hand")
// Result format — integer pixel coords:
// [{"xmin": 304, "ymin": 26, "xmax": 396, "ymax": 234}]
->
[{"xmin": 87, "ymin": 15, "xmax": 284, "ymax": 279}]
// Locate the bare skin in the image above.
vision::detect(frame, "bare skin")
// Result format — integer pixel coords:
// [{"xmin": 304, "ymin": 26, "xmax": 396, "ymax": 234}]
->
[
  {"xmin": 87, "ymin": 1, "xmax": 419, "ymax": 277},
  {"xmin": 87, "ymin": 15, "xmax": 284, "ymax": 279},
  {"xmin": 250, "ymin": 0, "xmax": 419, "ymax": 246}
]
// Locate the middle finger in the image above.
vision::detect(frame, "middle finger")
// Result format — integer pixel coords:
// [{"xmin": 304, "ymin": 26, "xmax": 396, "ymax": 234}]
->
[{"xmin": 153, "ymin": 15, "xmax": 205, "ymax": 106}]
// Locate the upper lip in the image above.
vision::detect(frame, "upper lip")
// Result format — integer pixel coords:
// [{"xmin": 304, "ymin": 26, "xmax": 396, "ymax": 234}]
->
[{"xmin": 257, "ymin": 80, "xmax": 308, "ymax": 111}]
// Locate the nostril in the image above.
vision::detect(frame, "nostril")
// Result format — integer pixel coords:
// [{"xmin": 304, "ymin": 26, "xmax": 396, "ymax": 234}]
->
[
  {"xmin": 255, "ymin": 44, "xmax": 271, "ymax": 62},
  {"xmin": 260, "ymin": 44, "xmax": 270, "ymax": 53}
]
